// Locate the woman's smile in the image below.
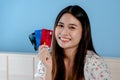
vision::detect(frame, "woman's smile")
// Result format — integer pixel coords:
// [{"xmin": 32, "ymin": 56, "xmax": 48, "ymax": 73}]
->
[{"xmin": 59, "ymin": 36, "xmax": 71, "ymax": 43}]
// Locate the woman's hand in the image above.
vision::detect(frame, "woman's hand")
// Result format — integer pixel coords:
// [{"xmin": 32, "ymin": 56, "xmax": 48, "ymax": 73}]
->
[
  {"xmin": 38, "ymin": 45, "xmax": 52, "ymax": 80},
  {"xmin": 38, "ymin": 44, "xmax": 52, "ymax": 69}
]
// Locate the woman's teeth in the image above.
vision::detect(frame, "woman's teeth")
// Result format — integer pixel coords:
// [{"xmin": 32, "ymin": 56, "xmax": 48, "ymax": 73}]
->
[{"xmin": 59, "ymin": 37, "xmax": 71, "ymax": 41}]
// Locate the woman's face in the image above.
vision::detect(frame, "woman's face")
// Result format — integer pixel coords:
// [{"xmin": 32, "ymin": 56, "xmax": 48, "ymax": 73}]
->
[{"xmin": 55, "ymin": 13, "xmax": 82, "ymax": 49}]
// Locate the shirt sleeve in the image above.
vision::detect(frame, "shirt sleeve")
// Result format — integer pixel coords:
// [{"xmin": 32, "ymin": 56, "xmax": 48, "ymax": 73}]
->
[{"xmin": 84, "ymin": 51, "xmax": 112, "ymax": 80}]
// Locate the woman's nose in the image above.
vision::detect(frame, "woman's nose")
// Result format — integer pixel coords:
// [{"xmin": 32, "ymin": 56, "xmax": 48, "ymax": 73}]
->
[{"xmin": 60, "ymin": 28, "xmax": 69, "ymax": 36}]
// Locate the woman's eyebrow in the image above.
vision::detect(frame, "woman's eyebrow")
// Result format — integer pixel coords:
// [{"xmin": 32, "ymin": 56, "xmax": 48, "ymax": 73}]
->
[
  {"xmin": 58, "ymin": 22, "xmax": 64, "ymax": 24},
  {"xmin": 69, "ymin": 24, "xmax": 78, "ymax": 27},
  {"xmin": 58, "ymin": 22, "xmax": 78, "ymax": 27}
]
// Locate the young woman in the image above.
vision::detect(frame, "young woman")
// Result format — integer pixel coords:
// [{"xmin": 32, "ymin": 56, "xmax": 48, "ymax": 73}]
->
[{"xmin": 38, "ymin": 5, "xmax": 112, "ymax": 80}]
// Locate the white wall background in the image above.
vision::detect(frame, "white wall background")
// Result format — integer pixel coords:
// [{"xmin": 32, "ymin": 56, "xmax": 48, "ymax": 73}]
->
[{"xmin": 0, "ymin": 52, "xmax": 120, "ymax": 80}]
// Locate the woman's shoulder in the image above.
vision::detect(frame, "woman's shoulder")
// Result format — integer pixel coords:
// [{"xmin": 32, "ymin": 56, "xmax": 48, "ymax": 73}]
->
[
  {"xmin": 85, "ymin": 50, "xmax": 109, "ymax": 70},
  {"xmin": 86, "ymin": 50, "xmax": 101, "ymax": 60},
  {"xmin": 84, "ymin": 50, "xmax": 112, "ymax": 80},
  {"xmin": 86, "ymin": 50, "xmax": 103, "ymax": 63}
]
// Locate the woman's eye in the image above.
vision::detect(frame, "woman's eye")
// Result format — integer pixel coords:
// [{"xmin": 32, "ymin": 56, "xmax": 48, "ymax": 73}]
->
[
  {"xmin": 69, "ymin": 26, "xmax": 75, "ymax": 29},
  {"xmin": 57, "ymin": 24, "xmax": 64, "ymax": 28}
]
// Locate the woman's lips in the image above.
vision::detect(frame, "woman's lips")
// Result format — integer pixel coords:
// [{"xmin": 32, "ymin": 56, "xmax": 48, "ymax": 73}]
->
[{"xmin": 59, "ymin": 37, "xmax": 71, "ymax": 42}]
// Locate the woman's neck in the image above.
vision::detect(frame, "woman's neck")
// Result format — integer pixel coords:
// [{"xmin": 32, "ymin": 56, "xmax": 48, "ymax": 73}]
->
[
  {"xmin": 63, "ymin": 47, "xmax": 77, "ymax": 64},
  {"xmin": 64, "ymin": 47, "xmax": 77, "ymax": 80}
]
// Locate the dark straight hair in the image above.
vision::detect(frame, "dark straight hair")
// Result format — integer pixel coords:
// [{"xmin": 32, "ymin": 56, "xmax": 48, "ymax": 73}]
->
[{"xmin": 52, "ymin": 5, "xmax": 96, "ymax": 80}]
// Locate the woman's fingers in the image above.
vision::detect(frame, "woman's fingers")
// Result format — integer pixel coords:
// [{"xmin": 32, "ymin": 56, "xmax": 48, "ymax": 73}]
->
[
  {"xmin": 38, "ymin": 45, "xmax": 52, "ymax": 67},
  {"xmin": 38, "ymin": 45, "xmax": 49, "ymax": 57},
  {"xmin": 39, "ymin": 45, "xmax": 49, "ymax": 51},
  {"xmin": 38, "ymin": 47, "xmax": 50, "ymax": 60}
]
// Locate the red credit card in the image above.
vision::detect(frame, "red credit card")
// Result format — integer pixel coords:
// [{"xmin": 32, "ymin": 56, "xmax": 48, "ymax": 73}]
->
[{"xmin": 40, "ymin": 28, "xmax": 53, "ymax": 47}]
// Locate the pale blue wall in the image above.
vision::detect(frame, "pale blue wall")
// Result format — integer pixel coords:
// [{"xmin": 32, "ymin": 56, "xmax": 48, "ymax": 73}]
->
[{"xmin": 0, "ymin": 0, "xmax": 120, "ymax": 57}]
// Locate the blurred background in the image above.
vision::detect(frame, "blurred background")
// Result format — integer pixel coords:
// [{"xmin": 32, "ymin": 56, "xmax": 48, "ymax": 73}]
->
[{"xmin": 0, "ymin": 0, "xmax": 120, "ymax": 57}]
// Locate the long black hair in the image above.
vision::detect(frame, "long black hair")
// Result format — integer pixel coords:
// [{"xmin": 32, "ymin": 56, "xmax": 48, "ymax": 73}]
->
[{"xmin": 52, "ymin": 5, "xmax": 96, "ymax": 80}]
